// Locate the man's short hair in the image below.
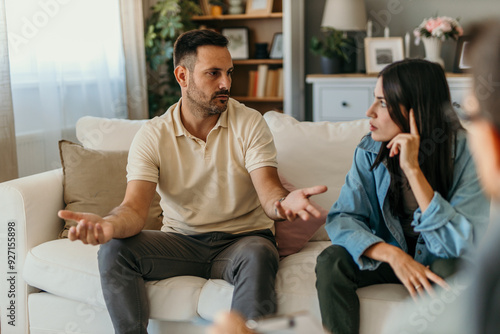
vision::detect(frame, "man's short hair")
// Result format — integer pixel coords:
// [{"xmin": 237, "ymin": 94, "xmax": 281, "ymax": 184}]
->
[{"xmin": 173, "ymin": 29, "xmax": 229, "ymax": 71}]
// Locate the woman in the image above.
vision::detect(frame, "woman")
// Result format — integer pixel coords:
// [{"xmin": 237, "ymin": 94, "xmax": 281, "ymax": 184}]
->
[{"xmin": 315, "ymin": 58, "xmax": 490, "ymax": 334}]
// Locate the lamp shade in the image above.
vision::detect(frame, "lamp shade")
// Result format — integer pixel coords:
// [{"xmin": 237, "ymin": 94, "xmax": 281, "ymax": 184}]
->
[{"xmin": 321, "ymin": 0, "xmax": 367, "ymax": 31}]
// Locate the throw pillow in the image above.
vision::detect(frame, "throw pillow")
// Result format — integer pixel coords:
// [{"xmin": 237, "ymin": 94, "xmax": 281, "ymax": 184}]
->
[
  {"xmin": 58, "ymin": 140, "xmax": 163, "ymax": 238},
  {"xmin": 275, "ymin": 174, "xmax": 328, "ymax": 258}
]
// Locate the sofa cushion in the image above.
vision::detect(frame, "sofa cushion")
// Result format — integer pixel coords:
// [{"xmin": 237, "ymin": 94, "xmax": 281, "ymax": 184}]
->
[
  {"xmin": 22, "ymin": 239, "xmax": 205, "ymax": 321},
  {"xmin": 275, "ymin": 175, "xmax": 328, "ymax": 257},
  {"xmin": 58, "ymin": 140, "xmax": 163, "ymax": 237},
  {"xmin": 263, "ymin": 112, "xmax": 370, "ymax": 240},
  {"xmin": 76, "ymin": 116, "xmax": 147, "ymax": 151},
  {"xmin": 23, "ymin": 239, "xmax": 409, "ymax": 328}
]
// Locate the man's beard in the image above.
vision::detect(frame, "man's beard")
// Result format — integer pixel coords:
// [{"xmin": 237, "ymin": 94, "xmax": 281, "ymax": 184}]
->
[{"xmin": 185, "ymin": 80, "xmax": 230, "ymax": 117}]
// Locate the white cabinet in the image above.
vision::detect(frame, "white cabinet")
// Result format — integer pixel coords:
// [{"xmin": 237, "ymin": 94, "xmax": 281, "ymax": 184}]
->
[{"xmin": 306, "ymin": 74, "xmax": 471, "ymax": 122}]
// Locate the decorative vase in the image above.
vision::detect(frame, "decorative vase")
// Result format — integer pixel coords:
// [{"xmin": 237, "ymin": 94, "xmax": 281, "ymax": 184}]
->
[
  {"xmin": 211, "ymin": 5, "xmax": 223, "ymax": 16},
  {"xmin": 422, "ymin": 37, "xmax": 444, "ymax": 68}
]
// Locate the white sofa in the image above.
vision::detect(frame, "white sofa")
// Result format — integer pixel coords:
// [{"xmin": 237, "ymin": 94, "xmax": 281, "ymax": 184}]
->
[{"xmin": 0, "ymin": 111, "xmax": 409, "ymax": 334}]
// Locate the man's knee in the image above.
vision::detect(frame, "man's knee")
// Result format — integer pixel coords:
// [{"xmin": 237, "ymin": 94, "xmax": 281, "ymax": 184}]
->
[
  {"xmin": 98, "ymin": 237, "xmax": 137, "ymax": 273},
  {"xmin": 246, "ymin": 239, "xmax": 279, "ymax": 266},
  {"xmin": 234, "ymin": 238, "xmax": 279, "ymax": 276}
]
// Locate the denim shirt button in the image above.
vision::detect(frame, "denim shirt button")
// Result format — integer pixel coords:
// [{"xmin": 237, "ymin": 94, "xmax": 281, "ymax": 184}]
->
[{"xmin": 417, "ymin": 250, "xmax": 422, "ymax": 255}]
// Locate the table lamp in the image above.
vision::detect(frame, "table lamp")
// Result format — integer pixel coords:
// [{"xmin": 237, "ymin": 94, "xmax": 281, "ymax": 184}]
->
[{"xmin": 321, "ymin": 0, "xmax": 367, "ymax": 73}]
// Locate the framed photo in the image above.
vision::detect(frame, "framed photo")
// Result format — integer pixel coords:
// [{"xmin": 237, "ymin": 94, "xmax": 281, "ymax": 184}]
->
[
  {"xmin": 453, "ymin": 36, "xmax": 472, "ymax": 73},
  {"xmin": 269, "ymin": 32, "xmax": 283, "ymax": 59},
  {"xmin": 364, "ymin": 37, "xmax": 404, "ymax": 74},
  {"xmin": 246, "ymin": 0, "xmax": 273, "ymax": 15},
  {"xmin": 222, "ymin": 27, "xmax": 249, "ymax": 60}
]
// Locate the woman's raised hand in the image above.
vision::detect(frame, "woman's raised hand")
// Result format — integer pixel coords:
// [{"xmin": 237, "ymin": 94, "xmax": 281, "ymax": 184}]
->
[{"xmin": 387, "ymin": 109, "xmax": 421, "ymax": 173}]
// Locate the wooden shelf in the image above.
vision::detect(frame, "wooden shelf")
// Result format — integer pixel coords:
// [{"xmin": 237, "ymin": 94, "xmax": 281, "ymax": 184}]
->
[
  {"xmin": 192, "ymin": 13, "xmax": 283, "ymax": 21},
  {"xmin": 193, "ymin": 1, "xmax": 284, "ymax": 115},
  {"xmin": 233, "ymin": 96, "xmax": 283, "ymax": 102},
  {"xmin": 306, "ymin": 72, "xmax": 470, "ymax": 80},
  {"xmin": 233, "ymin": 59, "xmax": 283, "ymax": 65}
]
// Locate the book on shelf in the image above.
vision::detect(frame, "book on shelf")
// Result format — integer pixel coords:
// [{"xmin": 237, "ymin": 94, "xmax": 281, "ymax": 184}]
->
[
  {"xmin": 247, "ymin": 70, "xmax": 257, "ymax": 97},
  {"xmin": 277, "ymin": 68, "xmax": 284, "ymax": 97},
  {"xmin": 265, "ymin": 69, "xmax": 278, "ymax": 97},
  {"xmin": 199, "ymin": 0, "xmax": 210, "ymax": 15},
  {"xmin": 256, "ymin": 64, "xmax": 268, "ymax": 98}
]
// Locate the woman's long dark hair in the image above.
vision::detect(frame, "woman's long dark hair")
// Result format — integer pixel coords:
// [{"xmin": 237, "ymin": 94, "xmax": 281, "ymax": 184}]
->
[{"xmin": 370, "ymin": 59, "xmax": 463, "ymax": 218}]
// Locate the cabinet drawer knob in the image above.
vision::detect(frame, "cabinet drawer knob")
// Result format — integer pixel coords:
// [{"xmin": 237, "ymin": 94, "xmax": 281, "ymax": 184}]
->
[{"xmin": 342, "ymin": 101, "xmax": 349, "ymax": 107}]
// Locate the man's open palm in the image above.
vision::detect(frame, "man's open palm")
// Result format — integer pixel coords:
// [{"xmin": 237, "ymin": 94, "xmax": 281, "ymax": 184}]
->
[{"xmin": 58, "ymin": 210, "xmax": 114, "ymax": 245}]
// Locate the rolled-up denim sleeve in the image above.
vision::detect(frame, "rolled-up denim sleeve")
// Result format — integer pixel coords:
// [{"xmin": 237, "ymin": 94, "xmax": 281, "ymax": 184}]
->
[{"xmin": 412, "ymin": 142, "xmax": 490, "ymax": 260}]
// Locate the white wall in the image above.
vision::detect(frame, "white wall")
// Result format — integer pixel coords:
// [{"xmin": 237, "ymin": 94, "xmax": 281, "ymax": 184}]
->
[{"xmin": 304, "ymin": 0, "xmax": 500, "ymax": 120}]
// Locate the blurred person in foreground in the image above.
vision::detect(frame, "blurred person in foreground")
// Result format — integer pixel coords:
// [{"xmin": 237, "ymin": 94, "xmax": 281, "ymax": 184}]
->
[{"xmin": 464, "ymin": 19, "xmax": 500, "ymax": 334}]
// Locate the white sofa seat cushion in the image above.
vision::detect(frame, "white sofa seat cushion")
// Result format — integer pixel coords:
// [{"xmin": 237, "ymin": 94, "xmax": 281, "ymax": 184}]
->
[
  {"xmin": 24, "ymin": 238, "xmax": 410, "ymax": 326},
  {"xmin": 23, "ymin": 239, "xmax": 206, "ymax": 321}
]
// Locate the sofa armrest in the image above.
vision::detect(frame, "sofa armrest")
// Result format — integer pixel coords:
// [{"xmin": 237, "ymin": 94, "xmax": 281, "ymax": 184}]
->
[
  {"xmin": 0, "ymin": 168, "xmax": 64, "ymax": 333},
  {"xmin": 0, "ymin": 168, "xmax": 65, "ymax": 247}
]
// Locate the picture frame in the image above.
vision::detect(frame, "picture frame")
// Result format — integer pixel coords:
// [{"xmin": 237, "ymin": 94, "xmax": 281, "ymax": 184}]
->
[
  {"xmin": 246, "ymin": 0, "xmax": 273, "ymax": 15},
  {"xmin": 222, "ymin": 27, "xmax": 249, "ymax": 60},
  {"xmin": 364, "ymin": 37, "xmax": 404, "ymax": 74},
  {"xmin": 269, "ymin": 32, "xmax": 283, "ymax": 59},
  {"xmin": 453, "ymin": 36, "xmax": 472, "ymax": 73}
]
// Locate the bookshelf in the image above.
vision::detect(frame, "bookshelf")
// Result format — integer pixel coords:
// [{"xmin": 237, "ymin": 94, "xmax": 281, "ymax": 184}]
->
[{"xmin": 192, "ymin": 1, "xmax": 284, "ymax": 114}]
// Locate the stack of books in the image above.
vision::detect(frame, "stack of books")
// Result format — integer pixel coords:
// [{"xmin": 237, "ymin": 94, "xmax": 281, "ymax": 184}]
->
[{"xmin": 247, "ymin": 65, "xmax": 284, "ymax": 98}]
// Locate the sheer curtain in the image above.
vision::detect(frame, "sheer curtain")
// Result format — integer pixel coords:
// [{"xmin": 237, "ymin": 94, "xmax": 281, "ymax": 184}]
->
[
  {"xmin": 119, "ymin": 0, "xmax": 148, "ymax": 120},
  {"xmin": 0, "ymin": 0, "xmax": 17, "ymax": 182},
  {"xmin": 5, "ymin": 0, "xmax": 127, "ymax": 177}
]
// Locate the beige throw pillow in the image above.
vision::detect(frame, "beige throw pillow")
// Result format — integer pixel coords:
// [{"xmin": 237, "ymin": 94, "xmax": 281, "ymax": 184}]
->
[{"xmin": 58, "ymin": 140, "xmax": 163, "ymax": 238}]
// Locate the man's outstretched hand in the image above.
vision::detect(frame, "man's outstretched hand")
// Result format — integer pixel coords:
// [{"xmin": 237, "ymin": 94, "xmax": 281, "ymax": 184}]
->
[
  {"xmin": 275, "ymin": 185, "xmax": 327, "ymax": 221},
  {"xmin": 58, "ymin": 210, "xmax": 114, "ymax": 245}
]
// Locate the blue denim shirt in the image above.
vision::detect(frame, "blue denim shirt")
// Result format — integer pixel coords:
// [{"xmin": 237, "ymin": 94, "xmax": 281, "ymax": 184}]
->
[{"xmin": 325, "ymin": 131, "xmax": 490, "ymax": 270}]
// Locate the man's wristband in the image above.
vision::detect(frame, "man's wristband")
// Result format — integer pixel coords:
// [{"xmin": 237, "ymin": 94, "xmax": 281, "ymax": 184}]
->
[{"xmin": 275, "ymin": 197, "xmax": 286, "ymax": 218}]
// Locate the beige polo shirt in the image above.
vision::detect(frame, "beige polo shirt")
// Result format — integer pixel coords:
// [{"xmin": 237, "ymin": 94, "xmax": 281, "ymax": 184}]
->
[{"xmin": 127, "ymin": 98, "xmax": 278, "ymax": 235}]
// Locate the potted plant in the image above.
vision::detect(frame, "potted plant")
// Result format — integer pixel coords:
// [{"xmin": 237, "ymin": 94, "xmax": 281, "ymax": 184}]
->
[
  {"xmin": 144, "ymin": 0, "xmax": 201, "ymax": 118},
  {"xmin": 310, "ymin": 28, "xmax": 351, "ymax": 74}
]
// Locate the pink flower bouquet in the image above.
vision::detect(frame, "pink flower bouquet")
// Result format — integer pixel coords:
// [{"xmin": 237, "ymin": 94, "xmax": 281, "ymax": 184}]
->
[{"xmin": 413, "ymin": 16, "xmax": 463, "ymax": 45}]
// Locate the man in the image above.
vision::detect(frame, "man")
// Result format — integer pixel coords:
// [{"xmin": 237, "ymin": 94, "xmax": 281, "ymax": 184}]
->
[{"xmin": 58, "ymin": 29, "xmax": 326, "ymax": 333}]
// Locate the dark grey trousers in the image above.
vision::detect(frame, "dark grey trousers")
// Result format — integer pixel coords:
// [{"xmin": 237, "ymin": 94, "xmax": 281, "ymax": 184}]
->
[{"xmin": 97, "ymin": 229, "xmax": 279, "ymax": 334}]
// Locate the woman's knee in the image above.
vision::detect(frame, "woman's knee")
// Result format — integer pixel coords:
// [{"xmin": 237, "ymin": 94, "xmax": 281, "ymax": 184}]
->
[
  {"xmin": 316, "ymin": 245, "xmax": 357, "ymax": 280},
  {"xmin": 430, "ymin": 257, "xmax": 461, "ymax": 279}
]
